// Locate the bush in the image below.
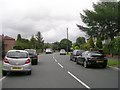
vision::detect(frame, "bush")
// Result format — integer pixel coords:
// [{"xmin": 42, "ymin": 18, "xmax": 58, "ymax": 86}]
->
[{"xmin": 103, "ymin": 38, "xmax": 120, "ymax": 55}]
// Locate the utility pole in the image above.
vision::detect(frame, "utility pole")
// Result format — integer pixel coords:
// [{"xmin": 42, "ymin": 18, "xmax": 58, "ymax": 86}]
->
[{"xmin": 67, "ymin": 28, "xmax": 68, "ymax": 54}]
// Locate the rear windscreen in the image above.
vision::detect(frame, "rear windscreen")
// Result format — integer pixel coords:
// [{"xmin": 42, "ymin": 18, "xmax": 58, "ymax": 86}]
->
[{"xmin": 7, "ymin": 52, "xmax": 28, "ymax": 58}]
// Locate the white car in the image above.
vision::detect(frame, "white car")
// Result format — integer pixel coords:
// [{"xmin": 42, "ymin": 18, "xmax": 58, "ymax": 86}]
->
[
  {"xmin": 2, "ymin": 50, "xmax": 32, "ymax": 76},
  {"xmin": 45, "ymin": 48, "xmax": 53, "ymax": 54},
  {"xmin": 60, "ymin": 49, "xmax": 66, "ymax": 55}
]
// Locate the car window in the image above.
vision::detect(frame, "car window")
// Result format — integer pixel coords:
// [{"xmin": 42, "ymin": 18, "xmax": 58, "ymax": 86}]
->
[
  {"xmin": 90, "ymin": 52, "xmax": 103, "ymax": 57},
  {"xmin": 7, "ymin": 52, "xmax": 28, "ymax": 58}
]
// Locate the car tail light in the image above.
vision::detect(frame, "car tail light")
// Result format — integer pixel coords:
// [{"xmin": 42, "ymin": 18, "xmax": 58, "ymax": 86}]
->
[
  {"xmin": 34, "ymin": 55, "xmax": 38, "ymax": 58},
  {"xmin": 25, "ymin": 59, "xmax": 30, "ymax": 64},
  {"xmin": 4, "ymin": 58, "xmax": 9, "ymax": 63}
]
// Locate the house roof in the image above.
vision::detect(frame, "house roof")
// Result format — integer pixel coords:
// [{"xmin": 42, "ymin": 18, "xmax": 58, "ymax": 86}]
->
[{"xmin": 0, "ymin": 35, "xmax": 15, "ymax": 40}]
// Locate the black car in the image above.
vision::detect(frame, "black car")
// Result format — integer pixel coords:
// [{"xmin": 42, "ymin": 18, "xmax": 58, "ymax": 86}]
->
[
  {"xmin": 76, "ymin": 51, "xmax": 108, "ymax": 68},
  {"xmin": 70, "ymin": 50, "xmax": 84, "ymax": 62},
  {"xmin": 25, "ymin": 49, "xmax": 38, "ymax": 65}
]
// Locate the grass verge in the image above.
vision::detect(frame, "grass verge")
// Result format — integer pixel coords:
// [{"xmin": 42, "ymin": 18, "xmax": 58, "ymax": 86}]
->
[{"xmin": 107, "ymin": 59, "xmax": 120, "ymax": 66}]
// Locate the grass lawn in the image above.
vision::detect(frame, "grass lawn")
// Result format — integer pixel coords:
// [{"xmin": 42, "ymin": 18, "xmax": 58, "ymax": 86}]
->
[{"xmin": 107, "ymin": 59, "xmax": 120, "ymax": 66}]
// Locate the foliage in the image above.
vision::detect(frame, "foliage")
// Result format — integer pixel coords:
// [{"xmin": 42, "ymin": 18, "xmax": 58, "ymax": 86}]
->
[
  {"xmin": 89, "ymin": 37, "xmax": 95, "ymax": 48},
  {"xmin": 17, "ymin": 34, "xmax": 22, "ymax": 41},
  {"xmin": 96, "ymin": 37, "xmax": 103, "ymax": 49},
  {"xmin": 36, "ymin": 31, "xmax": 44, "ymax": 50},
  {"xmin": 77, "ymin": 2, "xmax": 119, "ymax": 40},
  {"xmin": 76, "ymin": 37, "xmax": 86, "ymax": 46},
  {"xmin": 43, "ymin": 43, "xmax": 52, "ymax": 49},
  {"xmin": 103, "ymin": 37, "xmax": 120, "ymax": 55},
  {"xmin": 59, "ymin": 39, "xmax": 72, "ymax": 51},
  {"xmin": 52, "ymin": 42, "xmax": 60, "ymax": 50}
]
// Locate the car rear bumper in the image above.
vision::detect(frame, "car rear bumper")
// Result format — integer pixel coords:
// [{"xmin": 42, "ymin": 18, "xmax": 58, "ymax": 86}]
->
[
  {"xmin": 60, "ymin": 53, "xmax": 66, "ymax": 55},
  {"xmin": 2, "ymin": 63, "xmax": 31, "ymax": 72},
  {"xmin": 87, "ymin": 60, "xmax": 107, "ymax": 66}
]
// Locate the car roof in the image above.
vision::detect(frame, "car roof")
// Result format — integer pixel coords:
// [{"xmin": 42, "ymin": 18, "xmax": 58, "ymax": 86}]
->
[{"xmin": 8, "ymin": 50, "xmax": 28, "ymax": 53}]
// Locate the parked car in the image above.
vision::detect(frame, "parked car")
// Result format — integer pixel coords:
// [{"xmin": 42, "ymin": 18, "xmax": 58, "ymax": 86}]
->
[
  {"xmin": 25, "ymin": 49, "xmax": 38, "ymax": 65},
  {"xmin": 2, "ymin": 50, "xmax": 32, "ymax": 76},
  {"xmin": 70, "ymin": 50, "xmax": 84, "ymax": 62},
  {"xmin": 76, "ymin": 51, "xmax": 108, "ymax": 68},
  {"xmin": 60, "ymin": 49, "xmax": 66, "ymax": 55},
  {"xmin": 45, "ymin": 48, "xmax": 53, "ymax": 54}
]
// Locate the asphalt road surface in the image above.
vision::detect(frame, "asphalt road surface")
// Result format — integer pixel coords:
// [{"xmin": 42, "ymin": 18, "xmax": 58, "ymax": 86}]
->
[{"xmin": 2, "ymin": 53, "xmax": 119, "ymax": 89}]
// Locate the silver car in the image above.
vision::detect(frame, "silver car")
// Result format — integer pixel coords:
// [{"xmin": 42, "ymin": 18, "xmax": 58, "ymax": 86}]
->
[{"xmin": 2, "ymin": 50, "xmax": 32, "ymax": 76}]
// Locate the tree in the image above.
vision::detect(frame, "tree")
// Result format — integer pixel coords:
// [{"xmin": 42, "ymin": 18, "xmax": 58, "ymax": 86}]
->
[
  {"xmin": 36, "ymin": 31, "xmax": 44, "ymax": 50},
  {"xmin": 96, "ymin": 37, "xmax": 102, "ymax": 49},
  {"xmin": 52, "ymin": 42, "xmax": 60, "ymax": 50},
  {"xmin": 30, "ymin": 35, "xmax": 37, "ymax": 49},
  {"xmin": 17, "ymin": 34, "xmax": 22, "ymax": 41},
  {"xmin": 89, "ymin": 37, "xmax": 95, "ymax": 48},
  {"xmin": 59, "ymin": 39, "xmax": 72, "ymax": 51},
  {"xmin": 77, "ymin": 2, "xmax": 118, "ymax": 40},
  {"xmin": 76, "ymin": 37, "xmax": 86, "ymax": 46}
]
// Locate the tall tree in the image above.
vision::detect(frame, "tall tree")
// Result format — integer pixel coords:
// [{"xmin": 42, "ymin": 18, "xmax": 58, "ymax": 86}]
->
[
  {"xmin": 17, "ymin": 34, "xmax": 22, "ymax": 41},
  {"xmin": 30, "ymin": 35, "xmax": 37, "ymax": 49},
  {"xmin": 77, "ymin": 2, "xmax": 118, "ymax": 40},
  {"xmin": 36, "ymin": 31, "xmax": 44, "ymax": 49}
]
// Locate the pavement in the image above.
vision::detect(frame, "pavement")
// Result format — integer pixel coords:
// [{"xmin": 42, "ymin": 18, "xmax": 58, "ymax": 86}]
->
[{"xmin": 1, "ymin": 53, "xmax": 119, "ymax": 89}]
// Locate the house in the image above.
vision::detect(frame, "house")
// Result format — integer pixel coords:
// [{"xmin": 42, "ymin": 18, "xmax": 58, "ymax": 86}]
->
[{"xmin": 0, "ymin": 34, "xmax": 16, "ymax": 53}]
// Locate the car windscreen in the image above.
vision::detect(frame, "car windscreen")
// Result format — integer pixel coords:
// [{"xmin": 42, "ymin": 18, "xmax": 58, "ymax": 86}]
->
[
  {"xmin": 89, "ymin": 52, "xmax": 104, "ymax": 57},
  {"xmin": 7, "ymin": 52, "xmax": 28, "ymax": 58},
  {"xmin": 60, "ymin": 49, "xmax": 65, "ymax": 52},
  {"xmin": 76, "ymin": 51, "xmax": 83, "ymax": 55}
]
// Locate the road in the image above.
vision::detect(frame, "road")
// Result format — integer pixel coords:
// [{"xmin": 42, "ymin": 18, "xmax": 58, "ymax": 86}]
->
[{"xmin": 2, "ymin": 53, "xmax": 119, "ymax": 89}]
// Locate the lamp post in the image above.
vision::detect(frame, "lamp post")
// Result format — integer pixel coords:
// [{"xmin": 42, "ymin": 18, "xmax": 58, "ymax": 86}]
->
[{"xmin": 67, "ymin": 28, "xmax": 68, "ymax": 54}]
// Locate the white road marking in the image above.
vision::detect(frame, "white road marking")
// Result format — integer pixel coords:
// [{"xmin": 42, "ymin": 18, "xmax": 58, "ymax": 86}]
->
[
  {"xmin": 67, "ymin": 71, "xmax": 91, "ymax": 89},
  {"xmin": 55, "ymin": 59, "xmax": 57, "ymax": 62},
  {"xmin": 58, "ymin": 63, "xmax": 64, "ymax": 68},
  {"xmin": 0, "ymin": 76, "xmax": 6, "ymax": 81}
]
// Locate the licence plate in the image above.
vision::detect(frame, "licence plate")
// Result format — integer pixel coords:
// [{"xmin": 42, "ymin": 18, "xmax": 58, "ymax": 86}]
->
[
  {"xmin": 96, "ymin": 60, "xmax": 104, "ymax": 63},
  {"xmin": 11, "ymin": 67, "xmax": 23, "ymax": 70}
]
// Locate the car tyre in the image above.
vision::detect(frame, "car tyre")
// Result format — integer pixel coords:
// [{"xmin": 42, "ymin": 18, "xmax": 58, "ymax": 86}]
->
[
  {"xmin": 84, "ymin": 61, "xmax": 89, "ymax": 68},
  {"xmin": 102, "ymin": 65, "xmax": 107, "ymax": 68},
  {"xmin": 27, "ymin": 71, "xmax": 31, "ymax": 75},
  {"xmin": 2, "ymin": 70, "xmax": 7, "ymax": 76},
  {"xmin": 76, "ymin": 60, "xmax": 79, "ymax": 64}
]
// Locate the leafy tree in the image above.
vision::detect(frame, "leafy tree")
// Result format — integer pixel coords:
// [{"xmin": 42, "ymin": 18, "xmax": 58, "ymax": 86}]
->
[
  {"xmin": 43, "ymin": 43, "xmax": 51, "ymax": 49},
  {"xmin": 30, "ymin": 35, "xmax": 37, "ymax": 49},
  {"xmin": 96, "ymin": 37, "xmax": 103, "ymax": 49},
  {"xmin": 59, "ymin": 39, "xmax": 72, "ymax": 51},
  {"xmin": 36, "ymin": 31, "xmax": 44, "ymax": 50},
  {"xmin": 89, "ymin": 37, "xmax": 95, "ymax": 48},
  {"xmin": 52, "ymin": 42, "xmax": 60, "ymax": 50},
  {"xmin": 77, "ymin": 2, "xmax": 118, "ymax": 40},
  {"xmin": 76, "ymin": 37, "xmax": 86, "ymax": 47}
]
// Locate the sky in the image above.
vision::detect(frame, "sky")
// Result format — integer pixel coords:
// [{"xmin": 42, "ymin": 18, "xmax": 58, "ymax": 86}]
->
[{"xmin": 1, "ymin": 0, "xmax": 99, "ymax": 43}]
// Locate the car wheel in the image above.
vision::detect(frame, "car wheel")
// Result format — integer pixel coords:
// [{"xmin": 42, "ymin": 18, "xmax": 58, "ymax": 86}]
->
[
  {"xmin": 2, "ymin": 70, "xmax": 7, "ymax": 76},
  {"xmin": 27, "ymin": 71, "xmax": 31, "ymax": 75},
  {"xmin": 102, "ymin": 65, "xmax": 107, "ymax": 68},
  {"xmin": 84, "ymin": 61, "xmax": 88, "ymax": 68},
  {"xmin": 76, "ymin": 60, "xmax": 79, "ymax": 64},
  {"xmin": 35, "ymin": 60, "xmax": 38, "ymax": 65}
]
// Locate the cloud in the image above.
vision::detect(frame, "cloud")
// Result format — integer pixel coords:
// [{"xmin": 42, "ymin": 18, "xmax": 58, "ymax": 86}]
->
[{"xmin": 1, "ymin": 0, "xmax": 98, "ymax": 42}]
